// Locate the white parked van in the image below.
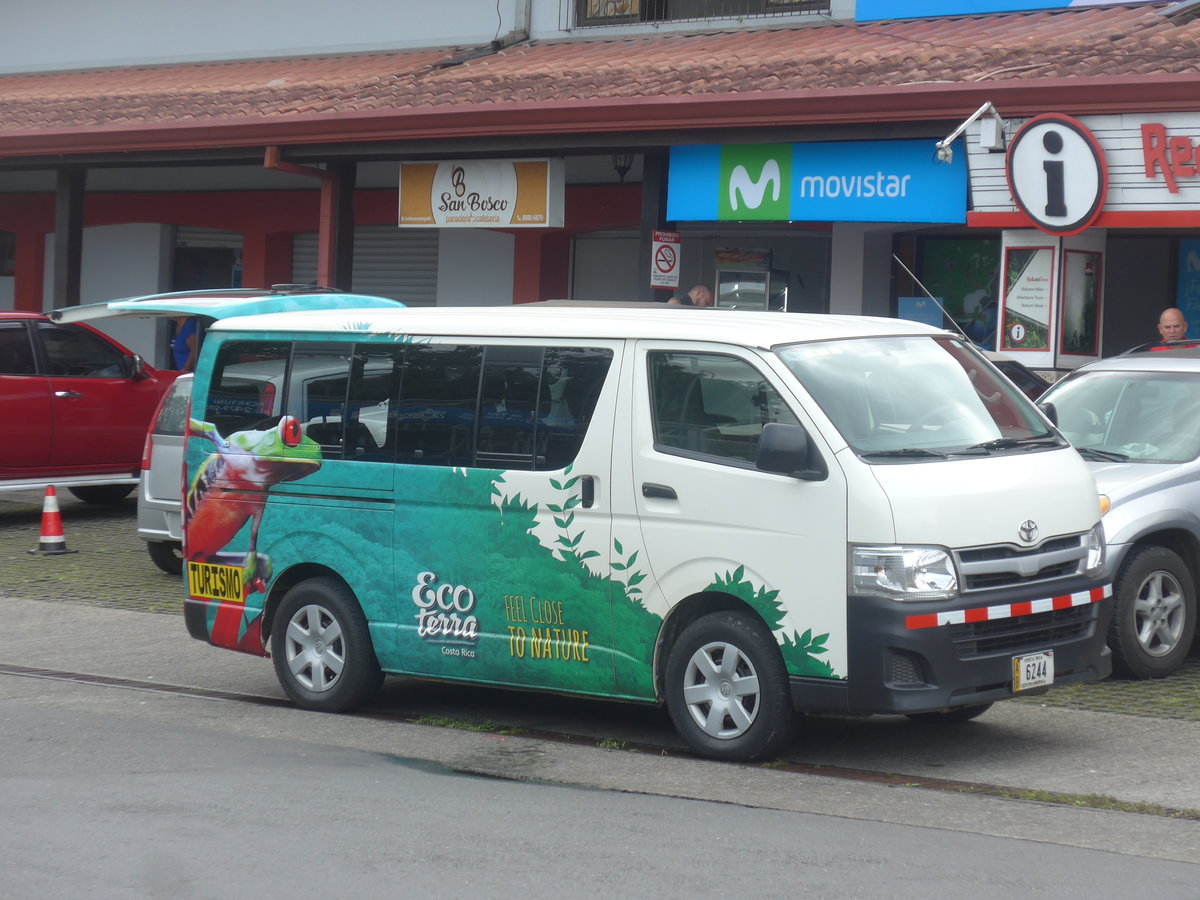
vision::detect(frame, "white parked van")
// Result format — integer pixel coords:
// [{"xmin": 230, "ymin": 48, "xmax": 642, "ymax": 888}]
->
[{"xmin": 174, "ymin": 304, "xmax": 1110, "ymax": 760}]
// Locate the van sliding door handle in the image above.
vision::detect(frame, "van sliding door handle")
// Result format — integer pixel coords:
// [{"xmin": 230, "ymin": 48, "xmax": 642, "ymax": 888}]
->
[
  {"xmin": 642, "ymin": 482, "xmax": 677, "ymax": 500},
  {"xmin": 581, "ymin": 475, "xmax": 595, "ymax": 509}
]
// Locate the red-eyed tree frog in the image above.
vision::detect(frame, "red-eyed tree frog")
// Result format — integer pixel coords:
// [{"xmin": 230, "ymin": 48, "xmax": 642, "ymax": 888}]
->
[{"xmin": 185, "ymin": 415, "xmax": 323, "ymax": 600}]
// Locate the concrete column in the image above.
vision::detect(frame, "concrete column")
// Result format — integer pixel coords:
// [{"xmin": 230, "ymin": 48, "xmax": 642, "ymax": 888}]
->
[
  {"xmin": 829, "ymin": 223, "xmax": 896, "ymax": 317},
  {"xmin": 242, "ymin": 231, "xmax": 293, "ymax": 289},
  {"xmin": 637, "ymin": 151, "xmax": 668, "ymax": 301},
  {"xmin": 53, "ymin": 168, "xmax": 86, "ymax": 308},
  {"xmin": 14, "ymin": 229, "xmax": 46, "ymax": 312}
]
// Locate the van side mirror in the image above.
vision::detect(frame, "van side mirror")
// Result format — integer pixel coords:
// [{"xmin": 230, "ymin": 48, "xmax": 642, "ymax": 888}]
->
[
  {"xmin": 1038, "ymin": 401, "xmax": 1058, "ymax": 426},
  {"xmin": 757, "ymin": 422, "xmax": 827, "ymax": 481}
]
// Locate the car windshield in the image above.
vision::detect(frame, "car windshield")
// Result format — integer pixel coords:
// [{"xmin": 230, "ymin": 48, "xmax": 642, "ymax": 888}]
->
[
  {"xmin": 1044, "ymin": 369, "xmax": 1200, "ymax": 463},
  {"xmin": 775, "ymin": 335, "xmax": 1057, "ymax": 458}
]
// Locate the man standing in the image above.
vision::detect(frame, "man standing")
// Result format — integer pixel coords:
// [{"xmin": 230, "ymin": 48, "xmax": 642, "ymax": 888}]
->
[
  {"xmin": 667, "ymin": 284, "xmax": 715, "ymax": 307},
  {"xmin": 1157, "ymin": 307, "xmax": 1188, "ymax": 343}
]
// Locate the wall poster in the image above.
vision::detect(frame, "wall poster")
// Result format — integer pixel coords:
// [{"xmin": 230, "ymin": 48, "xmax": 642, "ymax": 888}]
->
[
  {"xmin": 1000, "ymin": 245, "xmax": 1055, "ymax": 351},
  {"xmin": 1176, "ymin": 238, "xmax": 1200, "ymax": 338},
  {"xmin": 918, "ymin": 237, "xmax": 1000, "ymax": 347},
  {"xmin": 1060, "ymin": 249, "xmax": 1102, "ymax": 356}
]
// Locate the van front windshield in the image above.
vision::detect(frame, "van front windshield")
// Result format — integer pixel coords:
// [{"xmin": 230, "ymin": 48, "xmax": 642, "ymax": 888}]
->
[{"xmin": 775, "ymin": 336, "xmax": 1059, "ymax": 459}]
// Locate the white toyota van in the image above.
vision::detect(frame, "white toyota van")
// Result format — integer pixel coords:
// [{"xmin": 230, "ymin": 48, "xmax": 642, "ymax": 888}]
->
[{"xmin": 172, "ymin": 304, "xmax": 1110, "ymax": 760}]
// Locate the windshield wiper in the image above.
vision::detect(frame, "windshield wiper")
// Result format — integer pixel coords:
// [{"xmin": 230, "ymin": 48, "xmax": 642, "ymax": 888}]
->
[
  {"xmin": 960, "ymin": 437, "xmax": 1061, "ymax": 454},
  {"xmin": 860, "ymin": 447, "xmax": 947, "ymax": 459},
  {"xmin": 1076, "ymin": 446, "xmax": 1130, "ymax": 462}
]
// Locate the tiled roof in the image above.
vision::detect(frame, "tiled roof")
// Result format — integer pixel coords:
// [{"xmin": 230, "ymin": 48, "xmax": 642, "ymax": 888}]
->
[{"xmin": 0, "ymin": 3, "xmax": 1197, "ymax": 141}]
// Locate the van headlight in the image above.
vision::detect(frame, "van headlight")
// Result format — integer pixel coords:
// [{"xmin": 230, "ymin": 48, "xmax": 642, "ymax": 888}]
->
[
  {"xmin": 851, "ymin": 545, "xmax": 958, "ymax": 601},
  {"xmin": 1085, "ymin": 522, "xmax": 1106, "ymax": 579}
]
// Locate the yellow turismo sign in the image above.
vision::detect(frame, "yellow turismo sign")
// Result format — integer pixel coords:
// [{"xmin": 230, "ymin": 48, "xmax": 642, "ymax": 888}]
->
[
  {"xmin": 399, "ymin": 159, "xmax": 565, "ymax": 228},
  {"xmin": 187, "ymin": 561, "xmax": 245, "ymax": 604}
]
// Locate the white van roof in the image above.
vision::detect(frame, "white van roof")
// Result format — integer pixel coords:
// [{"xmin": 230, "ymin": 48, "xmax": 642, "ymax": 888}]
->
[{"xmin": 209, "ymin": 303, "xmax": 946, "ymax": 350}]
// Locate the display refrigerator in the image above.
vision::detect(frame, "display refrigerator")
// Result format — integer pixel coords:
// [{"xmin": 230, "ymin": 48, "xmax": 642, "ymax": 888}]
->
[{"xmin": 715, "ymin": 268, "xmax": 789, "ymax": 311}]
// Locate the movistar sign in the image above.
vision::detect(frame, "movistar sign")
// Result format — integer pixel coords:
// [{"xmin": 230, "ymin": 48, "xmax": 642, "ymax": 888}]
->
[{"xmin": 667, "ymin": 140, "xmax": 967, "ymax": 224}]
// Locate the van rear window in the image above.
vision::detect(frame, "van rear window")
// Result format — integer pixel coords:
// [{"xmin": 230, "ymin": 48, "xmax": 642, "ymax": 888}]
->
[{"xmin": 204, "ymin": 341, "xmax": 291, "ymax": 434}]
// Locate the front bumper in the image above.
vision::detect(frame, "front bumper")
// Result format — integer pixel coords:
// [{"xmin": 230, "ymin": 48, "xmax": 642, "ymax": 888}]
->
[{"xmin": 791, "ymin": 578, "xmax": 1113, "ymax": 715}]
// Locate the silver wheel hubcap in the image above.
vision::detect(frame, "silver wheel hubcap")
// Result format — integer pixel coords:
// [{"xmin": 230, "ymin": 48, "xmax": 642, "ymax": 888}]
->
[
  {"xmin": 682, "ymin": 640, "xmax": 760, "ymax": 740},
  {"xmin": 284, "ymin": 603, "xmax": 346, "ymax": 692},
  {"xmin": 1134, "ymin": 570, "xmax": 1186, "ymax": 658}
]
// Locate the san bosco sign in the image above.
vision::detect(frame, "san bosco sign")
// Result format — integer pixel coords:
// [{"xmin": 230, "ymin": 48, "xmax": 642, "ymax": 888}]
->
[
  {"xmin": 399, "ymin": 159, "xmax": 565, "ymax": 228},
  {"xmin": 667, "ymin": 140, "xmax": 968, "ymax": 224}
]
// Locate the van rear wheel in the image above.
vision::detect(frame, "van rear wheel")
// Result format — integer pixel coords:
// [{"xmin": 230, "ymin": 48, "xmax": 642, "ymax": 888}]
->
[
  {"xmin": 665, "ymin": 611, "xmax": 792, "ymax": 761},
  {"xmin": 270, "ymin": 577, "xmax": 383, "ymax": 712}
]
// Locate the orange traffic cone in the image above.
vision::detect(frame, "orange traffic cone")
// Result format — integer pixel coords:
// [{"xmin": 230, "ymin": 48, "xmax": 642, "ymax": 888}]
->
[{"xmin": 28, "ymin": 486, "xmax": 78, "ymax": 555}]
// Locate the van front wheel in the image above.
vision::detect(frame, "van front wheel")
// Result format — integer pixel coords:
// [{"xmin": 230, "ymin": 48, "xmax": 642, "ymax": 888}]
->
[
  {"xmin": 665, "ymin": 611, "xmax": 792, "ymax": 761},
  {"xmin": 271, "ymin": 577, "xmax": 383, "ymax": 712}
]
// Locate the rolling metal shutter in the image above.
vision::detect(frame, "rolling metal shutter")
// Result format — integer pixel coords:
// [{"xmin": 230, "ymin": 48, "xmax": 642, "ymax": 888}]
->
[
  {"xmin": 174, "ymin": 226, "xmax": 243, "ymax": 249},
  {"xmin": 292, "ymin": 225, "xmax": 439, "ymax": 306}
]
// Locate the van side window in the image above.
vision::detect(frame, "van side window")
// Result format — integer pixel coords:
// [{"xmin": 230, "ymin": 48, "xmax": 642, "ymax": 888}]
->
[
  {"xmin": 538, "ymin": 347, "xmax": 612, "ymax": 470},
  {"xmin": 477, "ymin": 346, "xmax": 544, "ymax": 467},
  {"xmin": 204, "ymin": 341, "xmax": 291, "ymax": 434},
  {"xmin": 394, "ymin": 343, "xmax": 614, "ymax": 470},
  {"xmin": 288, "ymin": 343, "xmax": 352, "ymax": 457},
  {"xmin": 649, "ymin": 351, "xmax": 800, "ymax": 464},
  {"xmin": 343, "ymin": 345, "xmax": 401, "ymax": 461},
  {"xmin": 395, "ymin": 344, "xmax": 482, "ymax": 467}
]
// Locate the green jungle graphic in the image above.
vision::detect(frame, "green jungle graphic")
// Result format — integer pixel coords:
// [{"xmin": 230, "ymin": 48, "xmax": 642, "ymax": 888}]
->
[
  {"xmin": 191, "ymin": 428, "xmax": 839, "ymax": 692},
  {"xmin": 706, "ymin": 566, "xmax": 834, "ymax": 678}
]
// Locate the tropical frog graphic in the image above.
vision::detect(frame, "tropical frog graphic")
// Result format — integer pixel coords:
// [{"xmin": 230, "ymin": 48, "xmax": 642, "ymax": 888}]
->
[{"xmin": 186, "ymin": 415, "xmax": 323, "ymax": 602}]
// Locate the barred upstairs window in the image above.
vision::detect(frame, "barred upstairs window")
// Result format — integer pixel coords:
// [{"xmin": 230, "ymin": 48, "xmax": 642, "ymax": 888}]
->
[{"xmin": 576, "ymin": 0, "xmax": 825, "ymax": 27}]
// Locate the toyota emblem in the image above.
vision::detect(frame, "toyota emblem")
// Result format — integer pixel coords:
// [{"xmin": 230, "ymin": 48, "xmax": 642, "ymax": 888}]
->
[{"xmin": 1018, "ymin": 520, "xmax": 1039, "ymax": 544}]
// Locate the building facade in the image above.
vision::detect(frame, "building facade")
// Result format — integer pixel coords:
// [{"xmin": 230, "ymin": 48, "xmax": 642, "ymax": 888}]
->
[{"xmin": 1, "ymin": 0, "xmax": 1197, "ymax": 366}]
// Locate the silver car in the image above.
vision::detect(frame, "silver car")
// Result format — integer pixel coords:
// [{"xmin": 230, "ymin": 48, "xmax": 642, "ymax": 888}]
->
[
  {"xmin": 1040, "ymin": 347, "xmax": 1200, "ymax": 678},
  {"xmin": 138, "ymin": 373, "xmax": 193, "ymax": 574}
]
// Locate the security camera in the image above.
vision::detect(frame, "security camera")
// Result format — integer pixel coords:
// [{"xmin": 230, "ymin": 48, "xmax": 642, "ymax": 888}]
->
[{"xmin": 934, "ymin": 101, "xmax": 1004, "ymax": 165}]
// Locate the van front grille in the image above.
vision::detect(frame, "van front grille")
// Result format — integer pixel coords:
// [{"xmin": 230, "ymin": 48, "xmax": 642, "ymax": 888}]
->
[{"xmin": 955, "ymin": 534, "xmax": 1087, "ymax": 593}]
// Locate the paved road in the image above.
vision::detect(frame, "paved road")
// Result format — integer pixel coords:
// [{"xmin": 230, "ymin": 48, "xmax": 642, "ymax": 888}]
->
[{"xmin": 6, "ymin": 686, "xmax": 1198, "ymax": 900}]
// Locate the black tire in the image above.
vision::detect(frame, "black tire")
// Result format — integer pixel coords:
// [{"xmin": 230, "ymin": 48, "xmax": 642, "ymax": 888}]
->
[
  {"xmin": 665, "ymin": 611, "xmax": 793, "ymax": 761},
  {"xmin": 67, "ymin": 484, "xmax": 135, "ymax": 504},
  {"xmin": 146, "ymin": 540, "xmax": 184, "ymax": 576},
  {"xmin": 270, "ymin": 577, "xmax": 383, "ymax": 712},
  {"xmin": 906, "ymin": 703, "xmax": 993, "ymax": 724},
  {"xmin": 1109, "ymin": 545, "xmax": 1197, "ymax": 679}
]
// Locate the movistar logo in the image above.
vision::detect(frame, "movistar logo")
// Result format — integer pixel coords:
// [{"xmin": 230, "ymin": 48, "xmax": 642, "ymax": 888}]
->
[
  {"xmin": 719, "ymin": 144, "xmax": 791, "ymax": 220},
  {"xmin": 729, "ymin": 159, "xmax": 781, "ymax": 211}
]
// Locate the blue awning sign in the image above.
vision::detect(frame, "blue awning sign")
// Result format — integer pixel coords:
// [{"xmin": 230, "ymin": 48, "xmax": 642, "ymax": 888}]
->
[{"xmin": 667, "ymin": 140, "xmax": 968, "ymax": 224}]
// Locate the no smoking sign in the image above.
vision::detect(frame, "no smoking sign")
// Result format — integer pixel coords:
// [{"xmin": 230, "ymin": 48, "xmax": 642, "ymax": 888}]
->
[{"xmin": 650, "ymin": 230, "xmax": 681, "ymax": 289}]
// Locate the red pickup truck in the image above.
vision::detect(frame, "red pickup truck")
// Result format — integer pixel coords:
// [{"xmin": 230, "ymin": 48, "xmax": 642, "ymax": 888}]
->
[{"xmin": 0, "ymin": 311, "xmax": 175, "ymax": 503}]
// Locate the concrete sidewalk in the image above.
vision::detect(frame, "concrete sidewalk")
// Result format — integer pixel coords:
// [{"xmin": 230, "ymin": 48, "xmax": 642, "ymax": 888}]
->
[{"xmin": 4, "ymin": 592, "xmax": 1199, "ymax": 816}]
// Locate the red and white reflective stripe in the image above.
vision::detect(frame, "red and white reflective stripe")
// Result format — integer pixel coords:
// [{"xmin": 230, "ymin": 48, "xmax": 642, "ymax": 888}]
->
[{"xmin": 905, "ymin": 585, "xmax": 1111, "ymax": 630}]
